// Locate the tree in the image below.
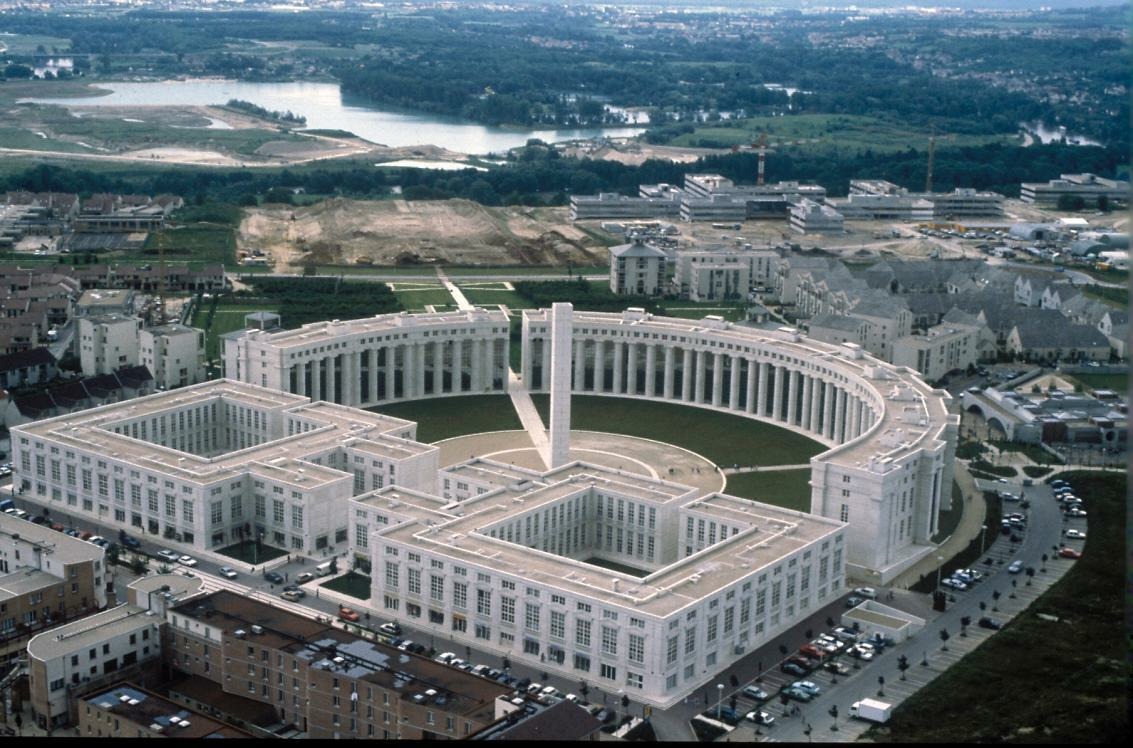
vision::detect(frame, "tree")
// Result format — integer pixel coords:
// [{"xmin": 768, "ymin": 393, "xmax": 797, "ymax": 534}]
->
[
  {"xmin": 939, "ymin": 628, "xmax": 951, "ymax": 651},
  {"xmin": 621, "ymin": 693, "xmax": 630, "ymax": 709},
  {"xmin": 897, "ymin": 655, "xmax": 910, "ymax": 680},
  {"xmin": 4, "ymin": 64, "xmax": 33, "ymax": 79},
  {"xmin": 330, "ymin": 556, "xmax": 339, "ymax": 575}
]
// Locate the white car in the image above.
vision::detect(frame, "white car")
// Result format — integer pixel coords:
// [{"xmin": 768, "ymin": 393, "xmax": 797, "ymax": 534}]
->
[
  {"xmin": 218, "ymin": 566, "xmax": 238, "ymax": 579},
  {"xmin": 178, "ymin": 555, "xmax": 198, "ymax": 567},
  {"xmin": 1065, "ymin": 529, "xmax": 1086, "ymax": 539},
  {"xmin": 942, "ymin": 577, "xmax": 968, "ymax": 591},
  {"xmin": 852, "ymin": 587, "xmax": 878, "ymax": 600},
  {"xmin": 435, "ymin": 652, "xmax": 456, "ymax": 665},
  {"xmin": 746, "ymin": 710, "xmax": 775, "ymax": 726}
]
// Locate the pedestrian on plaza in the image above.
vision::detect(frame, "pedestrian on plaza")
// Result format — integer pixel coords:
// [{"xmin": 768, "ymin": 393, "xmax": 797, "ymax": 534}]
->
[{"xmin": 285, "ymin": 572, "xmax": 289, "ymax": 582}]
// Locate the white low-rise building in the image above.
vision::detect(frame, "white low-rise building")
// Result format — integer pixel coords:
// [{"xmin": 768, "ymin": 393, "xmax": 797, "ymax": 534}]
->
[
  {"xmin": 139, "ymin": 323, "xmax": 205, "ymax": 390},
  {"xmin": 352, "ymin": 459, "xmax": 847, "ymax": 709},
  {"xmin": 892, "ymin": 323, "xmax": 982, "ymax": 383},
  {"xmin": 221, "ymin": 308, "xmax": 510, "ymax": 406},
  {"xmin": 609, "ymin": 239, "xmax": 667, "ymax": 296},
  {"xmin": 10, "ymin": 380, "xmax": 438, "ymax": 556},
  {"xmin": 78, "ymin": 314, "xmax": 140, "ymax": 376}
]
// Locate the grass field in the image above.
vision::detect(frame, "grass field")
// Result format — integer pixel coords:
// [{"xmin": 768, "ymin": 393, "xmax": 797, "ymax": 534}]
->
[
  {"xmin": 990, "ymin": 440, "xmax": 1063, "ymax": 465},
  {"xmin": 1069, "ymin": 371, "xmax": 1128, "ymax": 393},
  {"xmin": 445, "ymin": 265, "xmax": 607, "ymax": 277},
  {"xmin": 368, "ymin": 394, "xmax": 521, "ymax": 443},
  {"xmin": 1080, "ymin": 284, "xmax": 1128, "ymax": 308},
  {"xmin": 530, "ymin": 395, "xmax": 824, "ymax": 468},
  {"xmin": 660, "ymin": 304, "xmax": 748, "ymax": 322},
  {"xmin": 458, "ymin": 286, "xmax": 529, "ymax": 309},
  {"xmin": 391, "ymin": 286, "xmax": 458, "ymax": 310},
  {"xmin": 722, "ymin": 469, "xmax": 812, "ymax": 512},
  {"xmin": 877, "ymin": 472, "xmax": 1126, "ymax": 743}
]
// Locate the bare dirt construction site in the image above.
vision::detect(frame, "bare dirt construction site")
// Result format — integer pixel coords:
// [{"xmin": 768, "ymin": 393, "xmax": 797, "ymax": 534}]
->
[{"xmin": 238, "ymin": 198, "xmax": 609, "ymax": 269}]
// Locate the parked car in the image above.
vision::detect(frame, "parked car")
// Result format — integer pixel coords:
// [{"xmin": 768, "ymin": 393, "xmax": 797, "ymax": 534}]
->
[
  {"xmin": 977, "ymin": 617, "xmax": 1002, "ymax": 630},
  {"xmin": 50, "ymin": 522, "xmax": 65, "ymax": 532},
  {"xmin": 282, "ymin": 584, "xmax": 305, "ymax": 597},
  {"xmin": 847, "ymin": 645, "xmax": 874, "ymax": 661},
  {"xmin": 831, "ymin": 626, "xmax": 861, "ymax": 643},
  {"xmin": 823, "ymin": 661, "xmax": 851, "ymax": 675},
  {"xmin": 942, "ymin": 577, "xmax": 968, "ymax": 591},
  {"xmin": 264, "ymin": 570, "xmax": 284, "ymax": 584},
  {"xmin": 339, "ymin": 606, "xmax": 361, "ymax": 621},
  {"xmin": 296, "ymin": 572, "xmax": 316, "ymax": 585},
  {"xmin": 1007, "ymin": 560, "xmax": 1023, "ymax": 574},
  {"xmin": 280, "ymin": 589, "xmax": 303, "ymax": 602},
  {"xmin": 1066, "ymin": 508, "xmax": 1087, "ymax": 517},
  {"xmin": 782, "ymin": 686, "xmax": 814, "ymax": 703},
  {"xmin": 852, "ymin": 587, "xmax": 878, "ymax": 600},
  {"xmin": 156, "ymin": 549, "xmax": 180, "ymax": 563},
  {"xmin": 218, "ymin": 566, "xmax": 239, "ymax": 579},
  {"xmin": 780, "ymin": 662, "xmax": 808, "ymax": 677},
  {"xmin": 379, "ymin": 622, "xmax": 402, "ymax": 637},
  {"xmin": 1065, "ymin": 529, "xmax": 1086, "ymax": 539},
  {"xmin": 742, "ymin": 686, "xmax": 769, "ymax": 702},
  {"xmin": 746, "ymin": 710, "xmax": 775, "ymax": 726},
  {"xmin": 799, "ymin": 644, "xmax": 826, "ymax": 660},
  {"xmin": 845, "ymin": 596, "xmax": 864, "ymax": 608},
  {"xmin": 119, "ymin": 535, "xmax": 141, "ymax": 550},
  {"xmin": 791, "ymin": 680, "xmax": 821, "ymax": 696},
  {"xmin": 1058, "ymin": 547, "xmax": 1082, "ymax": 559}
]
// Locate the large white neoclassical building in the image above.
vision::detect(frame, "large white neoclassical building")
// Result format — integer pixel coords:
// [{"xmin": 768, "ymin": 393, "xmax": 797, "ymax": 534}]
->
[
  {"xmin": 219, "ymin": 306, "xmax": 956, "ymax": 582},
  {"xmin": 350, "ymin": 457, "xmax": 846, "ymax": 709},
  {"xmin": 10, "ymin": 380, "xmax": 439, "ymax": 556}
]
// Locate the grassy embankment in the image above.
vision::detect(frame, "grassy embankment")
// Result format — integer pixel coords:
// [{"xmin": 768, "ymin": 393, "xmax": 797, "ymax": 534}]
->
[{"xmin": 876, "ymin": 471, "xmax": 1126, "ymax": 743}]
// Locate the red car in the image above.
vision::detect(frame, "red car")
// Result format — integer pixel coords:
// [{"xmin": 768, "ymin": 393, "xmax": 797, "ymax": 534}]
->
[
  {"xmin": 339, "ymin": 606, "xmax": 360, "ymax": 622},
  {"xmin": 1058, "ymin": 547, "xmax": 1082, "ymax": 560},
  {"xmin": 798, "ymin": 644, "xmax": 825, "ymax": 660}
]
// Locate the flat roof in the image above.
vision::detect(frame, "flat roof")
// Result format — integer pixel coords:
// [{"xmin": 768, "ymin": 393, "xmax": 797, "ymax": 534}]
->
[
  {"xmin": 13, "ymin": 380, "xmax": 427, "ymax": 489},
  {"xmin": 173, "ymin": 590, "xmax": 508, "ymax": 722},
  {"xmin": 0, "ymin": 512, "xmax": 105, "ymax": 566},
  {"xmin": 27, "ymin": 603, "xmax": 156, "ymax": 660},
  {"xmin": 83, "ymin": 683, "xmax": 250, "ymax": 738},
  {"xmin": 230, "ymin": 308, "xmax": 509, "ymax": 351},
  {"xmin": 0, "ymin": 568, "xmax": 59, "ymax": 599},
  {"xmin": 363, "ymin": 461, "xmax": 843, "ymax": 619}
]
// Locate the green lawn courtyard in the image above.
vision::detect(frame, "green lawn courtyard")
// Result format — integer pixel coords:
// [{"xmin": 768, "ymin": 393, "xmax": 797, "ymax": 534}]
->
[{"xmin": 368, "ymin": 394, "xmax": 522, "ymax": 443}]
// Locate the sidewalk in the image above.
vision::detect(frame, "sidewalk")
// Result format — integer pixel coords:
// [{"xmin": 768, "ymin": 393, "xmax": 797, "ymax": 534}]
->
[
  {"xmin": 435, "ymin": 267, "xmax": 474, "ymax": 311},
  {"xmin": 890, "ymin": 462, "xmax": 986, "ymax": 590},
  {"xmin": 505, "ymin": 369, "xmax": 551, "ymax": 469}
]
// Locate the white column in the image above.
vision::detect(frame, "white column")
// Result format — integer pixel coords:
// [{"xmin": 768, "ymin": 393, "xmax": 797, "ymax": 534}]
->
[
  {"xmin": 786, "ymin": 369, "xmax": 799, "ymax": 426},
  {"xmin": 728, "ymin": 355, "xmax": 741, "ymax": 411},
  {"xmin": 613, "ymin": 340, "xmax": 625, "ymax": 394},
  {"xmin": 625, "ymin": 343, "xmax": 637, "ymax": 396},
  {"xmin": 694, "ymin": 350, "xmax": 707, "ymax": 403},
  {"xmin": 368, "ymin": 349, "xmax": 379, "ymax": 403},
  {"xmin": 681, "ymin": 348, "xmax": 693, "ymax": 401},
  {"xmin": 484, "ymin": 339, "xmax": 496, "ymax": 390},
  {"xmin": 452, "ymin": 340, "xmax": 464, "ymax": 393},
  {"xmin": 810, "ymin": 378, "xmax": 823, "ymax": 434},
  {"xmin": 772, "ymin": 365, "xmax": 784, "ymax": 422},
  {"xmin": 757, "ymin": 362, "xmax": 769, "ymax": 417},
  {"xmin": 549, "ymin": 303, "xmax": 573, "ymax": 468},
  {"xmin": 573, "ymin": 339, "xmax": 586, "ymax": 392},
  {"xmin": 849, "ymin": 396, "xmax": 862, "ymax": 439},
  {"xmin": 295, "ymin": 363, "xmax": 306, "ymax": 396},
  {"xmin": 745, "ymin": 359, "xmax": 756, "ymax": 414},
  {"xmin": 311, "ymin": 356, "xmax": 322, "ymax": 401},
  {"xmin": 663, "ymin": 346, "xmax": 675, "ymax": 400},
  {"xmin": 384, "ymin": 346, "xmax": 395, "ymax": 399},
  {"xmin": 644, "ymin": 344, "xmax": 657, "ymax": 398},
  {"xmin": 593, "ymin": 340, "xmax": 606, "ymax": 393},
  {"xmin": 823, "ymin": 381, "xmax": 835, "ymax": 439},
  {"xmin": 801, "ymin": 375, "xmax": 813, "ymax": 431},
  {"xmin": 711, "ymin": 352, "xmax": 724, "ymax": 407},
  {"xmin": 433, "ymin": 341, "xmax": 444, "ymax": 395},
  {"xmin": 470, "ymin": 339, "xmax": 483, "ymax": 392},
  {"xmin": 833, "ymin": 388, "xmax": 846, "ymax": 443}
]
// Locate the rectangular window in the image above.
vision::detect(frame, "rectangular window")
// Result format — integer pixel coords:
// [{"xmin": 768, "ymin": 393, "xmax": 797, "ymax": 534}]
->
[
  {"xmin": 576, "ymin": 619, "xmax": 591, "ymax": 648},
  {"xmin": 525, "ymin": 603, "xmax": 540, "ymax": 632},
  {"xmin": 407, "ymin": 568, "xmax": 420, "ymax": 595},
  {"xmin": 601, "ymin": 625, "xmax": 618, "ymax": 656},
  {"xmin": 628, "ymin": 634, "xmax": 644, "ymax": 664},
  {"xmin": 501, "ymin": 596, "xmax": 515, "ymax": 625}
]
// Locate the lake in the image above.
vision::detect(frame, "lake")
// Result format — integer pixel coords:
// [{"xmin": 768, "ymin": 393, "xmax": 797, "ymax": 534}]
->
[{"xmin": 23, "ymin": 79, "xmax": 646, "ymax": 155}]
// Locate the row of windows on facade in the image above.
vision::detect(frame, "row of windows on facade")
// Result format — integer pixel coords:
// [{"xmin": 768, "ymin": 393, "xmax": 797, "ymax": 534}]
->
[{"xmin": 281, "ymin": 327, "xmax": 507, "ymax": 361}]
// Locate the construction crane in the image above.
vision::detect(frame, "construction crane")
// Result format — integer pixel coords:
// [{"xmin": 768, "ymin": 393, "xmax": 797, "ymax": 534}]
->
[{"xmin": 924, "ymin": 126, "xmax": 956, "ymax": 194}]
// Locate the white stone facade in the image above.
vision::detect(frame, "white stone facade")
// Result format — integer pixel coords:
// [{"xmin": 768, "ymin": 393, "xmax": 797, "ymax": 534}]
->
[
  {"xmin": 10, "ymin": 380, "xmax": 437, "ymax": 556},
  {"xmin": 350, "ymin": 459, "xmax": 847, "ymax": 710},
  {"xmin": 520, "ymin": 309, "xmax": 957, "ymax": 583},
  {"xmin": 78, "ymin": 314, "xmax": 140, "ymax": 376},
  {"xmin": 221, "ymin": 309, "xmax": 510, "ymax": 405},
  {"xmin": 139, "ymin": 324, "xmax": 205, "ymax": 390}
]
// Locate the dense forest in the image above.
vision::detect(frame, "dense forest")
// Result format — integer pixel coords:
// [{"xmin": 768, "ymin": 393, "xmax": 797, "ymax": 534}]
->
[
  {"xmin": 2, "ymin": 141, "xmax": 1122, "ymax": 210},
  {"xmin": 0, "ymin": 4, "xmax": 1125, "ymax": 150}
]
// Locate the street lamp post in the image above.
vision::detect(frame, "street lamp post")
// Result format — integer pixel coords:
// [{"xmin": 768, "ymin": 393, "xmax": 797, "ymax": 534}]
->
[
  {"xmin": 716, "ymin": 683, "xmax": 724, "ymax": 720},
  {"xmin": 935, "ymin": 555, "xmax": 945, "ymax": 589}
]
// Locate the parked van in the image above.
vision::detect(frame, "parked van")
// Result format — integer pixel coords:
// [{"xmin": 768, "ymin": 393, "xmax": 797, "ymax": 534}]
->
[{"xmin": 314, "ymin": 560, "xmax": 334, "ymax": 577}]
